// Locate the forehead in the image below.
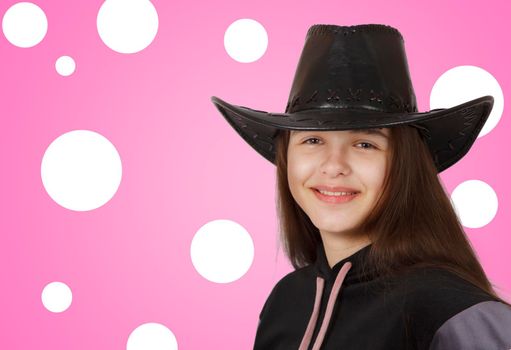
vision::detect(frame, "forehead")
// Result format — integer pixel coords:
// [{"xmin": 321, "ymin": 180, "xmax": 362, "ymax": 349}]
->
[{"xmin": 290, "ymin": 128, "xmax": 389, "ymax": 139}]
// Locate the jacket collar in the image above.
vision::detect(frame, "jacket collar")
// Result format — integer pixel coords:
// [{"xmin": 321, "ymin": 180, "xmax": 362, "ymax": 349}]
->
[{"xmin": 314, "ymin": 240, "xmax": 374, "ymax": 283}]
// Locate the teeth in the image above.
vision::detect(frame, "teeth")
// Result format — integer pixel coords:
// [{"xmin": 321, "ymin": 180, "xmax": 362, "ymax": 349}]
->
[{"xmin": 317, "ymin": 190, "xmax": 357, "ymax": 196}]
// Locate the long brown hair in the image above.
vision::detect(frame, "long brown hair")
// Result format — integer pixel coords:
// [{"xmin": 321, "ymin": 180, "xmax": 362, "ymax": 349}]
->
[{"xmin": 274, "ymin": 125, "xmax": 510, "ymax": 306}]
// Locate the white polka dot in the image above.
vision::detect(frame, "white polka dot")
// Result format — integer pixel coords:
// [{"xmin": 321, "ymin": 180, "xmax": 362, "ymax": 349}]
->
[
  {"xmin": 450, "ymin": 179, "xmax": 498, "ymax": 229},
  {"xmin": 127, "ymin": 323, "xmax": 178, "ymax": 350},
  {"xmin": 97, "ymin": 0, "xmax": 159, "ymax": 54},
  {"xmin": 55, "ymin": 55, "xmax": 76, "ymax": 76},
  {"xmin": 224, "ymin": 19, "xmax": 268, "ymax": 63},
  {"xmin": 430, "ymin": 65, "xmax": 503, "ymax": 138},
  {"xmin": 2, "ymin": 2, "xmax": 48, "ymax": 48},
  {"xmin": 41, "ymin": 130, "xmax": 122, "ymax": 211},
  {"xmin": 191, "ymin": 219, "xmax": 254, "ymax": 283},
  {"xmin": 41, "ymin": 281, "xmax": 72, "ymax": 313}
]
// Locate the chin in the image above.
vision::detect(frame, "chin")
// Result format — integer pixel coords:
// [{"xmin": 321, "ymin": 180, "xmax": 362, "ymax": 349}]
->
[{"xmin": 313, "ymin": 220, "xmax": 356, "ymax": 233}]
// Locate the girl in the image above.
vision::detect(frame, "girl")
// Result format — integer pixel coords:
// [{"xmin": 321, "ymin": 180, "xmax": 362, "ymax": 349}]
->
[{"xmin": 211, "ymin": 24, "xmax": 511, "ymax": 349}]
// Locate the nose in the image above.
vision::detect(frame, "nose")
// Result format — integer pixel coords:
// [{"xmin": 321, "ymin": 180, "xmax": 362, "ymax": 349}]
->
[{"xmin": 320, "ymin": 148, "xmax": 351, "ymax": 176}]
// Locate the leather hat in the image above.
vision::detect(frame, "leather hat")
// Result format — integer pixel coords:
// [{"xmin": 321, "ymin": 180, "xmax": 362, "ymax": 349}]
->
[{"xmin": 210, "ymin": 24, "xmax": 493, "ymax": 173}]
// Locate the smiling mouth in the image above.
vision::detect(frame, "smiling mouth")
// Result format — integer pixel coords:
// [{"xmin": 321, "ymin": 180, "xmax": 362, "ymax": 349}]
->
[
  {"xmin": 312, "ymin": 188, "xmax": 360, "ymax": 204},
  {"xmin": 313, "ymin": 188, "xmax": 359, "ymax": 195}
]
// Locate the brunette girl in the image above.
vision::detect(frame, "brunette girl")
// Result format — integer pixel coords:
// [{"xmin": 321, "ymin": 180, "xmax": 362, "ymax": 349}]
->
[{"xmin": 211, "ymin": 23, "xmax": 511, "ymax": 349}]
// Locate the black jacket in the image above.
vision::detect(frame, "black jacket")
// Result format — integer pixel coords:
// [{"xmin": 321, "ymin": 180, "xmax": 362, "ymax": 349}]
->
[{"xmin": 254, "ymin": 242, "xmax": 511, "ymax": 349}]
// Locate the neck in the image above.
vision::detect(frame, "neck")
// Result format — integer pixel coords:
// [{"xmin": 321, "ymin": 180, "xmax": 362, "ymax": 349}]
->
[{"xmin": 321, "ymin": 234, "xmax": 372, "ymax": 269}]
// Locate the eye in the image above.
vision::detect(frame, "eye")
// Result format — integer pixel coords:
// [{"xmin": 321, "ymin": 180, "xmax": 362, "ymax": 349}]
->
[
  {"xmin": 303, "ymin": 137, "xmax": 321, "ymax": 145},
  {"xmin": 356, "ymin": 142, "xmax": 376, "ymax": 150}
]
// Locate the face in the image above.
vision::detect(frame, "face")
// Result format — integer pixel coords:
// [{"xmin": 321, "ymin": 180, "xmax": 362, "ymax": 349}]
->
[{"xmin": 287, "ymin": 128, "xmax": 390, "ymax": 242}]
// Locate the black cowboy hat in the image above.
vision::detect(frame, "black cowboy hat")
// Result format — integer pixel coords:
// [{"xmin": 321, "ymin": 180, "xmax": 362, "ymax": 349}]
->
[{"xmin": 210, "ymin": 24, "xmax": 493, "ymax": 173}]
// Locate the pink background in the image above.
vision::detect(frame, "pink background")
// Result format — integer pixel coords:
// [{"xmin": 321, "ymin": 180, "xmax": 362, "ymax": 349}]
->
[{"xmin": 1, "ymin": 0, "xmax": 509, "ymax": 348}]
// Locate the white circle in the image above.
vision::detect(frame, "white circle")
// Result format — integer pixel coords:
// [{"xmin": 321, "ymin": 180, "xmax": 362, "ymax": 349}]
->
[
  {"xmin": 2, "ymin": 2, "xmax": 48, "ymax": 48},
  {"xmin": 97, "ymin": 0, "xmax": 159, "ymax": 54},
  {"xmin": 127, "ymin": 323, "xmax": 178, "ymax": 350},
  {"xmin": 41, "ymin": 281, "xmax": 72, "ymax": 313},
  {"xmin": 450, "ymin": 179, "xmax": 498, "ymax": 229},
  {"xmin": 41, "ymin": 130, "xmax": 123, "ymax": 211},
  {"xmin": 430, "ymin": 65, "xmax": 504, "ymax": 138},
  {"xmin": 191, "ymin": 219, "xmax": 255, "ymax": 283},
  {"xmin": 224, "ymin": 19, "xmax": 268, "ymax": 63},
  {"xmin": 55, "ymin": 55, "xmax": 76, "ymax": 76}
]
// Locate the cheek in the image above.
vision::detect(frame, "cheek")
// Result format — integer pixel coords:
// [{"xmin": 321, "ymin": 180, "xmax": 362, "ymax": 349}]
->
[
  {"xmin": 287, "ymin": 153, "xmax": 314, "ymax": 192},
  {"xmin": 287, "ymin": 157, "xmax": 301, "ymax": 190},
  {"xmin": 364, "ymin": 158, "xmax": 387, "ymax": 191}
]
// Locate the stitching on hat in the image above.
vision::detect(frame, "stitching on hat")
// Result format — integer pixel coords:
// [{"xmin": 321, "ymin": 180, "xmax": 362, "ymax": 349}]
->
[
  {"xmin": 346, "ymin": 88, "xmax": 362, "ymax": 101},
  {"xmin": 369, "ymin": 90, "xmax": 384, "ymax": 104},
  {"xmin": 307, "ymin": 24, "xmax": 403, "ymax": 41},
  {"xmin": 286, "ymin": 88, "xmax": 417, "ymax": 113},
  {"xmin": 306, "ymin": 90, "xmax": 319, "ymax": 104},
  {"xmin": 286, "ymin": 110, "xmax": 410, "ymax": 124},
  {"xmin": 326, "ymin": 89, "xmax": 341, "ymax": 102},
  {"xmin": 226, "ymin": 108, "xmax": 276, "ymax": 161},
  {"xmin": 432, "ymin": 105, "xmax": 482, "ymax": 170}
]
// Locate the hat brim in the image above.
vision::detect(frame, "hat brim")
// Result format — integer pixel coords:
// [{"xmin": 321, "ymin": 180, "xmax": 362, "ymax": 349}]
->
[{"xmin": 210, "ymin": 95, "xmax": 494, "ymax": 173}]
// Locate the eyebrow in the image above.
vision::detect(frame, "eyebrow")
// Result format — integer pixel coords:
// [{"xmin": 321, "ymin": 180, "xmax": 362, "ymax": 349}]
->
[{"xmin": 290, "ymin": 128, "xmax": 388, "ymax": 139}]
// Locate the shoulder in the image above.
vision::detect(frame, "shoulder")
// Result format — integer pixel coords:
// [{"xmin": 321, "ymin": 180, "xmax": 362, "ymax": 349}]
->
[
  {"xmin": 267, "ymin": 263, "xmax": 318, "ymax": 296},
  {"xmin": 403, "ymin": 267, "xmax": 496, "ymax": 312},
  {"xmin": 428, "ymin": 300, "xmax": 511, "ymax": 350},
  {"xmin": 258, "ymin": 264, "xmax": 316, "ymax": 320},
  {"xmin": 400, "ymin": 267, "xmax": 509, "ymax": 349}
]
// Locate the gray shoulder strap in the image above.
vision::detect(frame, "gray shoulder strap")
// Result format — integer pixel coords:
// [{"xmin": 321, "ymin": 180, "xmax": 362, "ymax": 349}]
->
[{"xmin": 429, "ymin": 300, "xmax": 511, "ymax": 350}]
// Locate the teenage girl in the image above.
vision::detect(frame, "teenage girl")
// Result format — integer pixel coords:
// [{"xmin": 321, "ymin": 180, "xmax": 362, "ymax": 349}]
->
[{"xmin": 211, "ymin": 23, "xmax": 511, "ymax": 349}]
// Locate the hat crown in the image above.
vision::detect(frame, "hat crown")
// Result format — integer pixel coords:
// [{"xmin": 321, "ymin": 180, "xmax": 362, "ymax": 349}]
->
[{"xmin": 285, "ymin": 24, "xmax": 418, "ymax": 114}]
